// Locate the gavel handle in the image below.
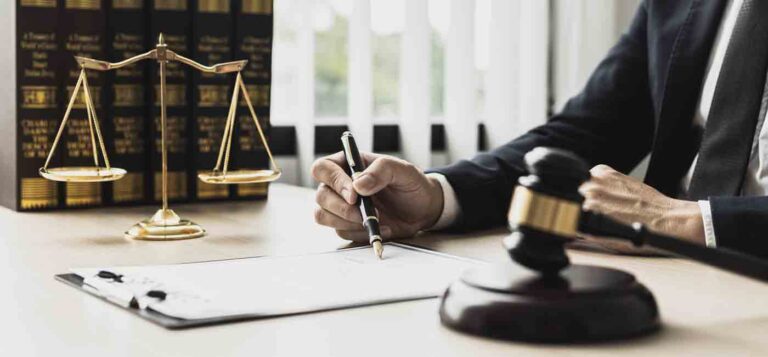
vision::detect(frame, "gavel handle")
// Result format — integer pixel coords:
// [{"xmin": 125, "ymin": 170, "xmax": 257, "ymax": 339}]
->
[{"xmin": 579, "ymin": 211, "xmax": 768, "ymax": 283}]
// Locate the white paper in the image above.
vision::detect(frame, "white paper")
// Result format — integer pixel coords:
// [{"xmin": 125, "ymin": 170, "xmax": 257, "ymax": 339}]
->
[{"xmin": 72, "ymin": 244, "xmax": 479, "ymax": 320}]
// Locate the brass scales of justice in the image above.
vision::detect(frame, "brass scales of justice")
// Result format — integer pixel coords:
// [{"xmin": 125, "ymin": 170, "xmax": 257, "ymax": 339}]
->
[{"xmin": 38, "ymin": 34, "xmax": 281, "ymax": 241}]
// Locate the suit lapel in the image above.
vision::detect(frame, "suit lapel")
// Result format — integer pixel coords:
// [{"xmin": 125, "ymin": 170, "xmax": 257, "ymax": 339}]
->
[{"xmin": 645, "ymin": 0, "xmax": 728, "ymax": 196}]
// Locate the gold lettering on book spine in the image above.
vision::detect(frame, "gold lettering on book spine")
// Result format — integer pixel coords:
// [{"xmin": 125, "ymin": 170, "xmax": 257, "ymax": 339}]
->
[
  {"xmin": 114, "ymin": 116, "xmax": 145, "ymax": 155},
  {"xmin": 114, "ymin": 85, "xmax": 144, "ymax": 107},
  {"xmin": 113, "ymin": 0, "xmax": 143, "ymax": 9},
  {"xmin": 21, "ymin": 86, "xmax": 57, "ymax": 109},
  {"xmin": 153, "ymin": 113, "xmax": 187, "ymax": 200},
  {"xmin": 65, "ymin": 182, "xmax": 102, "ymax": 206},
  {"xmin": 113, "ymin": 173, "xmax": 144, "ymax": 202},
  {"xmin": 199, "ymin": 0, "xmax": 229, "ymax": 13},
  {"xmin": 66, "ymin": 118, "xmax": 97, "ymax": 158},
  {"xmin": 238, "ymin": 115, "xmax": 265, "ymax": 150},
  {"xmin": 154, "ymin": 116, "xmax": 187, "ymax": 154},
  {"xmin": 238, "ymin": 183, "xmax": 268, "ymax": 197},
  {"xmin": 20, "ymin": 178, "xmax": 58, "ymax": 209},
  {"xmin": 240, "ymin": 84, "xmax": 270, "ymax": 107},
  {"xmin": 155, "ymin": 85, "xmax": 186, "ymax": 106},
  {"xmin": 68, "ymin": 86, "xmax": 101, "ymax": 109},
  {"xmin": 154, "ymin": 172, "xmax": 187, "ymax": 201},
  {"xmin": 242, "ymin": 0, "xmax": 271, "ymax": 14},
  {"xmin": 154, "ymin": 0, "xmax": 187, "ymax": 10},
  {"xmin": 65, "ymin": 0, "xmax": 101, "ymax": 10},
  {"xmin": 198, "ymin": 85, "xmax": 230, "ymax": 107},
  {"xmin": 196, "ymin": 116, "xmax": 225, "ymax": 153},
  {"xmin": 21, "ymin": 0, "xmax": 56, "ymax": 7},
  {"xmin": 21, "ymin": 118, "xmax": 57, "ymax": 159}
]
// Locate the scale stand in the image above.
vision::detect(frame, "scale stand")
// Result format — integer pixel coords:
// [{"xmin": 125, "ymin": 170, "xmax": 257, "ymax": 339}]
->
[{"xmin": 39, "ymin": 34, "xmax": 281, "ymax": 241}]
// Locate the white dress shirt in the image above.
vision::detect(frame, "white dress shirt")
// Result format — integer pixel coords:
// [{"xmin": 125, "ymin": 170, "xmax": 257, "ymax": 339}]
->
[{"xmin": 430, "ymin": 0, "xmax": 768, "ymax": 247}]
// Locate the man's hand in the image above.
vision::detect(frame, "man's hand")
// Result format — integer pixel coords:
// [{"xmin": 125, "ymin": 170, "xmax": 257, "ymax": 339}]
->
[
  {"xmin": 311, "ymin": 152, "xmax": 444, "ymax": 242},
  {"xmin": 577, "ymin": 165, "xmax": 706, "ymax": 253}
]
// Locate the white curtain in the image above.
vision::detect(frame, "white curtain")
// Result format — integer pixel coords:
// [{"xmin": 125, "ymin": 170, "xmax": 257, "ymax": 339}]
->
[
  {"xmin": 553, "ymin": 0, "xmax": 641, "ymax": 110},
  {"xmin": 295, "ymin": 0, "xmax": 316, "ymax": 187},
  {"xmin": 399, "ymin": 0, "xmax": 432, "ymax": 170},
  {"xmin": 348, "ymin": 0, "xmax": 374, "ymax": 153},
  {"xmin": 279, "ymin": 0, "xmax": 642, "ymax": 186},
  {"xmin": 484, "ymin": 0, "xmax": 549, "ymax": 150},
  {"xmin": 444, "ymin": 0, "xmax": 478, "ymax": 162}
]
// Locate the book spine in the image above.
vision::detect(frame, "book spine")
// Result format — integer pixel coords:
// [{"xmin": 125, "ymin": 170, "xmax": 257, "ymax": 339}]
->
[
  {"xmin": 17, "ymin": 0, "xmax": 61, "ymax": 210},
  {"xmin": 58, "ymin": 0, "xmax": 107, "ymax": 208},
  {"xmin": 191, "ymin": 0, "xmax": 233, "ymax": 201},
  {"xmin": 148, "ymin": 0, "xmax": 191, "ymax": 203},
  {"xmin": 233, "ymin": 0, "xmax": 272, "ymax": 199},
  {"xmin": 105, "ymin": 0, "xmax": 149, "ymax": 205}
]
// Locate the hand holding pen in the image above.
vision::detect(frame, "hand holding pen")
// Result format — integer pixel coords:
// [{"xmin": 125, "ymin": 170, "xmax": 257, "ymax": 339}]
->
[{"xmin": 311, "ymin": 135, "xmax": 446, "ymax": 250}]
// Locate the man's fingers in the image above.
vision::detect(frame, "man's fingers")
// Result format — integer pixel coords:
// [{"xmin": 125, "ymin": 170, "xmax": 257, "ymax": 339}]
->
[
  {"xmin": 335, "ymin": 226, "xmax": 393, "ymax": 242},
  {"xmin": 311, "ymin": 152, "xmax": 356, "ymax": 204},
  {"xmin": 580, "ymin": 181, "xmax": 642, "ymax": 214},
  {"xmin": 579, "ymin": 181, "xmax": 605, "ymax": 199},
  {"xmin": 315, "ymin": 184, "xmax": 362, "ymax": 222},
  {"xmin": 589, "ymin": 164, "xmax": 620, "ymax": 178},
  {"xmin": 352, "ymin": 156, "xmax": 417, "ymax": 196},
  {"xmin": 573, "ymin": 234, "xmax": 668, "ymax": 256},
  {"xmin": 314, "ymin": 207, "xmax": 363, "ymax": 231}
]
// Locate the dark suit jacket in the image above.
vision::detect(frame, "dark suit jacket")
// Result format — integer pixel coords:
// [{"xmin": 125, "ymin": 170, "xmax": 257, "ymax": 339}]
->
[{"xmin": 432, "ymin": 0, "xmax": 768, "ymax": 256}]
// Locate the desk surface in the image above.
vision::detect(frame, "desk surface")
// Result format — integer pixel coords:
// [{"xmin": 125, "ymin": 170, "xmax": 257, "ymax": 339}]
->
[{"xmin": 2, "ymin": 184, "xmax": 768, "ymax": 356}]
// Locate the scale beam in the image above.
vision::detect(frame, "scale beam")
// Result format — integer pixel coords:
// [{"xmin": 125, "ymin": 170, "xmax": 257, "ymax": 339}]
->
[
  {"xmin": 76, "ymin": 50, "xmax": 157, "ymax": 71},
  {"xmin": 174, "ymin": 54, "xmax": 248, "ymax": 74},
  {"xmin": 76, "ymin": 50, "xmax": 247, "ymax": 74}
]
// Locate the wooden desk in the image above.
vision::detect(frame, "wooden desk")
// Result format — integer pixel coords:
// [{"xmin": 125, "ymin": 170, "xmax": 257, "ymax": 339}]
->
[{"xmin": 2, "ymin": 184, "xmax": 767, "ymax": 356}]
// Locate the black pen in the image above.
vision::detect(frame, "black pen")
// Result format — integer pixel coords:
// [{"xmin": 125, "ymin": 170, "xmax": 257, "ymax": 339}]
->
[{"xmin": 341, "ymin": 131, "xmax": 383, "ymax": 259}]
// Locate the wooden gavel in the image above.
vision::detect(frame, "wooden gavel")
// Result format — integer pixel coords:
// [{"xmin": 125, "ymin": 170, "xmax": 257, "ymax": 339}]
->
[{"xmin": 505, "ymin": 147, "xmax": 768, "ymax": 282}]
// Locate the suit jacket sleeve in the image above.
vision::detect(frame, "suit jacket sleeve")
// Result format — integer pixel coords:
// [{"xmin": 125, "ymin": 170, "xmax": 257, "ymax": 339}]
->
[
  {"xmin": 428, "ymin": 2, "xmax": 655, "ymax": 231},
  {"xmin": 709, "ymin": 197, "xmax": 768, "ymax": 258}
]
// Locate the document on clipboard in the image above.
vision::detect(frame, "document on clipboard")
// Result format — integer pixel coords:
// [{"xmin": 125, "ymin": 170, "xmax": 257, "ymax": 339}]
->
[{"xmin": 56, "ymin": 243, "xmax": 480, "ymax": 329}]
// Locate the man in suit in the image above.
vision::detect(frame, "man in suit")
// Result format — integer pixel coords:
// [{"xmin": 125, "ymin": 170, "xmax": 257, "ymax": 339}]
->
[{"xmin": 312, "ymin": 0, "xmax": 768, "ymax": 257}]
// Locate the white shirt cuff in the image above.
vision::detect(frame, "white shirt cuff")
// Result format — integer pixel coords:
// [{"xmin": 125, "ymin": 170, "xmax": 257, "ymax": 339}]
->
[
  {"xmin": 425, "ymin": 173, "xmax": 461, "ymax": 230},
  {"xmin": 698, "ymin": 200, "xmax": 717, "ymax": 248}
]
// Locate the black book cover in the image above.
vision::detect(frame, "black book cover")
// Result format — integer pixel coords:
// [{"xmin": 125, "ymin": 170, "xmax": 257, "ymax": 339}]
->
[
  {"xmin": 233, "ymin": 0, "xmax": 272, "ymax": 199},
  {"xmin": 58, "ymin": 0, "xmax": 107, "ymax": 207},
  {"xmin": 191, "ymin": 0, "xmax": 233, "ymax": 201},
  {"xmin": 148, "ymin": 0, "xmax": 192, "ymax": 203},
  {"xmin": 105, "ymin": 0, "xmax": 149, "ymax": 205},
  {"xmin": 17, "ymin": 0, "xmax": 61, "ymax": 210}
]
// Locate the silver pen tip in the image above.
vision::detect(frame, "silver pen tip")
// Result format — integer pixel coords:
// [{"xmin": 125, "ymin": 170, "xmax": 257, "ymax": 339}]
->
[{"xmin": 373, "ymin": 241, "xmax": 383, "ymax": 260}]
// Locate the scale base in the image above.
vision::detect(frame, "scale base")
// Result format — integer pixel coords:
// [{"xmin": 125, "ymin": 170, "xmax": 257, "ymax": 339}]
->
[
  {"xmin": 439, "ymin": 263, "xmax": 659, "ymax": 343},
  {"xmin": 125, "ymin": 209, "xmax": 205, "ymax": 241}
]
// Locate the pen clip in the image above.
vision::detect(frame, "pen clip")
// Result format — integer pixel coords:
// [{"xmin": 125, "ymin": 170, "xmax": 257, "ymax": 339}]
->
[
  {"xmin": 341, "ymin": 132, "xmax": 357, "ymax": 170},
  {"xmin": 345, "ymin": 153, "xmax": 356, "ymax": 171}
]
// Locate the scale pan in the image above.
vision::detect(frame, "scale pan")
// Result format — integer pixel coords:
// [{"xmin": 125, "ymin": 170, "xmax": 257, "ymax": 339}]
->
[
  {"xmin": 198, "ymin": 169, "xmax": 281, "ymax": 184},
  {"xmin": 39, "ymin": 166, "xmax": 127, "ymax": 183}
]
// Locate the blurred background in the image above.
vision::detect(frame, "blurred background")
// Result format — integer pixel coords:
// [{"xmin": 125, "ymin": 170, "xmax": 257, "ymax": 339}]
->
[{"xmin": 268, "ymin": 0, "xmax": 642, "ymax": 187}]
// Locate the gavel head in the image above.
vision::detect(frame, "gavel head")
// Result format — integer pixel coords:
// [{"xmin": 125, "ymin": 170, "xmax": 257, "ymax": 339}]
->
[{"xmin": 504, "ymin": 147, "xmax": 591, "ymax": 275}]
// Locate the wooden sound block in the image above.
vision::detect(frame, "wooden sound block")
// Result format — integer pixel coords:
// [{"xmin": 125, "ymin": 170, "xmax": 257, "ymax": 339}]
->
[{"xmin": 439, "ymin": 263, "xmax": 660, "ymax": 343}]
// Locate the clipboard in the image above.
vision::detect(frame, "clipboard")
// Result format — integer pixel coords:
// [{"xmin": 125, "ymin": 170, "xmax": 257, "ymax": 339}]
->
[{"xmin": 55, "ymin": 243, "xmax": 479, "ymax": 330}]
